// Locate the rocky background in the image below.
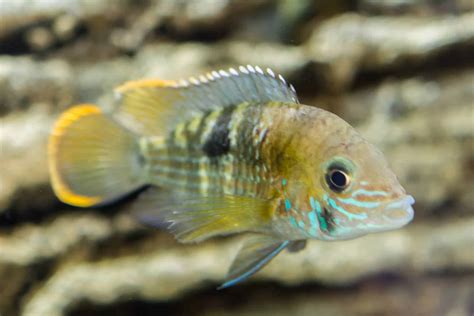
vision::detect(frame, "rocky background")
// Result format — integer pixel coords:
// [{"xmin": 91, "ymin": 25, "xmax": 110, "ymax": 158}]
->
[{"xmin": 0, "ymin": 0, "xmax": 473, "ymax": 315}]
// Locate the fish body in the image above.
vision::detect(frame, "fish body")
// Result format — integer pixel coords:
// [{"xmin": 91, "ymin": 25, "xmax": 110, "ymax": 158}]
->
[{"xmin": 48, "ymin": 65, "xmax": 415, "ymax": 288}]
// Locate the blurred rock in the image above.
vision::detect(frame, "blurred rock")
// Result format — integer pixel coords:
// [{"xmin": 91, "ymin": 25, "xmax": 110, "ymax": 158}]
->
[
  {"xmin": 360, "ymin": 0, "xmax": 474, "ymax": 15},
  {"xmin": 0, "ymin": 1, "xmax": 473, "ymax": 315},
  {"xmin": 53, "ymin": 14, "xmax": 80, "ymax": 42},
  {"xmin": 0, "ymin": 0, "xmax": 113, "ymax": 54},
  {"xmin": 0, "ymin": 210, "xmax": 143, "ymax": 314},
  {"xmin": 14, "ymin": 218, "xmax": 474, "ymax": 316},
  {"xmin": 109, "ymin": 0, "xmax": 274, "ymax": 51},
  {"xmin": 0, "ymin": 0, "xmax": 276, "ymax": 55},
  {"xmin": 0, "ymin": 56, "xmax": 74, "ymax": 115},
  {"xmin": 25, "ymin": 26, "xmax": 55, "ymax": 51},
  {"xmin": 0, "ymin": 105, "xmax": 55, "ymax": 212},
  {"xmin": 306, "ymin": 13, "xmax": 474, "ymax": 91},
  {"xmin": 0, "ymin": 0, "xmax": 113, "ymax": 17}
]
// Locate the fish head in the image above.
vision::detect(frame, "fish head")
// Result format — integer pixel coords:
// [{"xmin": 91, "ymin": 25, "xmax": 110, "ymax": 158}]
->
[{"xmin": 304, "ymin": 112, "xmax": 415, "ymax": 240}]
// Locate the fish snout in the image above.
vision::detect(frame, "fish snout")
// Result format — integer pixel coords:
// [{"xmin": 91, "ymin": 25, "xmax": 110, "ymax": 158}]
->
[{"xmin": 384, "ymin": 195, "xmax": 415, "ymax": 227}]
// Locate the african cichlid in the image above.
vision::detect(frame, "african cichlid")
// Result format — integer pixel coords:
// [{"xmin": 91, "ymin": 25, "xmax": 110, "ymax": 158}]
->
[{"xmin": 48, "ymin": 65, "xmax": 415, "ymax": 288}]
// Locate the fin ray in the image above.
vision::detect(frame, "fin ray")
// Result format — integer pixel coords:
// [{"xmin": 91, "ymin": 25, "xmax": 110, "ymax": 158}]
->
[
  {"xmin": 134, "ymin": 188, "xmax": 274, "ymax": 242},
  {"xmin": 48, "ymin": 104, "xmax": 145, "ymax": 207},
  {"xmin": 110, "ymin": 66, "xmax": 298, "ymax": 136},
  {"xmin": 219, "ymin": 235, "xmax": 289, "ymax": 289}
]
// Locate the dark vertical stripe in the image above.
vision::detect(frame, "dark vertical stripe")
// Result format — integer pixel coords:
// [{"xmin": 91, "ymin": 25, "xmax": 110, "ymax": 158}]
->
[
  {"xmin": 202, "ymin": 106, "xmax": 235, "ymax": 159},
  {"xmin": 165, "ymin": 128, "xmax": 181, "ymax": 183},
  {"xmin": 320, "ymin": 207, "xmax": 335, "ymax": 234},
  {"xmin": 231, "ymin": 103, "xmax": 260, "ymax": 195}
]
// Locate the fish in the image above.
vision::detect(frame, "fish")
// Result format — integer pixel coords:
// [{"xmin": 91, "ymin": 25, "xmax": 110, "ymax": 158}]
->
[{"xmin": 48, "ymin": 65, "xmax": 415, "ymax": 288}]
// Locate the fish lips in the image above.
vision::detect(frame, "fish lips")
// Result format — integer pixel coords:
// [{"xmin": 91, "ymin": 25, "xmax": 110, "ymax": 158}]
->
[{"xmin": 380, "ymin": 195, "xmax": 415, "ymax": 229}]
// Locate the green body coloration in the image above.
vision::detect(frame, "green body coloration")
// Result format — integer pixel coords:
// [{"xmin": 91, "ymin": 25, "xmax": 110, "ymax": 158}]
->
[
  {"xmin": 144, "ymin": 102, "xmax": 275, "ymax": 200},
  {"xmin": 139, "ymin": 101, "xmax": 333, "ymax": 240},
  {"xmin": 48, "ymin": 65, "xmax": 415, "ymax": 288}
]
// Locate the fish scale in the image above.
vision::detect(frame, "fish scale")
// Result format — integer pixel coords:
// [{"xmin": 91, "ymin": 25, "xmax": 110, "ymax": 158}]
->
[{"xmin": 143, "ymin": 102, "xmax": 272, "ymax": 198}]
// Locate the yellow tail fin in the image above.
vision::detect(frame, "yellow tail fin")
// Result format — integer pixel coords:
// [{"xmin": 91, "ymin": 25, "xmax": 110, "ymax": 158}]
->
[{"xmin": 48, "ymin": 104, "xmax": 145, "ymax": 207}]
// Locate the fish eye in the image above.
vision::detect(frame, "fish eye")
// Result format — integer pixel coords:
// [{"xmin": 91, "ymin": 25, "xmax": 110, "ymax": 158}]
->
[{"xmin": 326, "ymin": 167, "xmax": 351, "ymax": 192}]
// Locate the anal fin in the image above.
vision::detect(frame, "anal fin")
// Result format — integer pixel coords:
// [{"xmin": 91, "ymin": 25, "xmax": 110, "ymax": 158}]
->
[{"xmin": 219, "ymin": 235, "xmax": 289, "ymax": 289}]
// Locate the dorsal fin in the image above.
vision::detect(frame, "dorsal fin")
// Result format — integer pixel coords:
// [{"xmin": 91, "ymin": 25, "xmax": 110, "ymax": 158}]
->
[{"xmin": 109, "ymin": 65, "xmax": 299, "ymax": 136}]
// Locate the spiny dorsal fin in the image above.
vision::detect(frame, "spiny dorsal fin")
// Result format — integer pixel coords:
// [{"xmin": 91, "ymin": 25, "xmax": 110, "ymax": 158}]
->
[{"xmin": 109, "ymin": 65, "xmax": 299, "ymax": 136}]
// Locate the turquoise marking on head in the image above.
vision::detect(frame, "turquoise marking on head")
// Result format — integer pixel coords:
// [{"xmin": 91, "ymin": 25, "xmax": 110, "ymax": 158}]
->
[
  {"xmin": 317, "ymin": 214, "xmax": 328, "ymax": 231},
  {"xmin": 285, "ymin": 199, "xmax": 291, "ymax": 211},
  {"xmin": 282, "ymin": 179, "xmax": 287, "ymax": 186},
  {"xmin": 307, "ymin": 209, "xmax": 319, "ymax": 237},
  {"xmin": 298, "ymin": 220, "xmax": 305, "ymax": 229},
  {"xmin": 289, "ymin": 216, "xmax": 298, "ymax": 228},
  {"xmin": 310, "ymin": 196, "xmax": 328, "ymax": 231},
  {"xmin": 337, "ymin": 197, "xmax": 381, "ymax": 209},
  {"xmin": 351, "ymin": 189, "xmax": 388, "ymax": 198},
  {"xmin": 308, "ymin": 211, "xmax": 317, "ymax": 228},
  {"xmin": 323, "ymin": 194, "xmax": 368, "ymax": 221}
]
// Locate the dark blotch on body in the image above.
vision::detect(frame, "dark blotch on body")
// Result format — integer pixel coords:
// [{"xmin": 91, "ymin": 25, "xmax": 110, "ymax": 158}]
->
[
  {"xmin": 321, "ymin": 207, "xmax": 335, "ymax": 233},
  {"xmin": 202, "ymin": 107, "xmax": 234, "ymax": 158}
]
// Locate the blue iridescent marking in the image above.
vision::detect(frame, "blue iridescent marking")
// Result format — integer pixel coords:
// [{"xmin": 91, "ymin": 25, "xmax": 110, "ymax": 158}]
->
[
  {"xmin": 289, "ymin": 216, "xmax": 298, "ymax": 228},
  {"xmin": 298, "ymin": 220, "xmax": 305, "ymax": 229},
  {"xmin": 285, "ymin": 199, "xmax": 292, "ymax": 211},
  {"xmin": 351, "ymin": 189, "xmax": 388, "ymax": 198},
  {"xmin": 318, "ymin": 217, "xmax": 328, "ymax": 231},
  {"xmin": 324, "ymin": 194, "xmax": 368, "ymax": 221},
  {"xmin": 337, "ymin": 197, "xmax": 381, "ymax": 209},
  {"xmin": 218, "ymin": 240, "xmax": 290, "ymax": 289},
  {"xmin": 386, "ymin": 195, "xmax": 415, "ymax": 209},
  {"xmin": 308, "ymin": 211, "xmax": 317, "ymax": 228},
  {"xmin": 307, "ymin": 211, "xmax": 318, "ymax": 236},
  {"xmin": 310, "ymin": 196, "xmax": 328, "ymax": 231},
  {"xmin": 282, "ymin": 179, "xmax": 287, "ymax": 186}
]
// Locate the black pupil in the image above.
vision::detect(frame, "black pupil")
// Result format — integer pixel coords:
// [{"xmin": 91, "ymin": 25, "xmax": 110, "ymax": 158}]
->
[{"xmin": 330, "ymin": 170, "xmax": 347, "ymax": 188}]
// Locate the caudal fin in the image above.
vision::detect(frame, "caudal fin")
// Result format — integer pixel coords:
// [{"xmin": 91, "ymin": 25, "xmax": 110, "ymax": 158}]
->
[{"xmin": 48, "ymin": 104, "xmax": 145, "ymax": 207}]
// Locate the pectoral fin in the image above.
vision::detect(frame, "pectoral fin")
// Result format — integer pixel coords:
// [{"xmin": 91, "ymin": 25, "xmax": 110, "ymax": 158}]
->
[
  {"xmin": 135, "ymin": 188, "xmax": 275, "ymax": 243},
  {"xmin": 219, "ymin": 235, "xmax": 289, "ymax": 289}
]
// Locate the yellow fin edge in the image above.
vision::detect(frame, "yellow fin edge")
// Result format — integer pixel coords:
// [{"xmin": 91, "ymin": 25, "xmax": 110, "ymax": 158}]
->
[{"xmin": 48, "ymin": 104, "xmax": 103, "ymax": 207}]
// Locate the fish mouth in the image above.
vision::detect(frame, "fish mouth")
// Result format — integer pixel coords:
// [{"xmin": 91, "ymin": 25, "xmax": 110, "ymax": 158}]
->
[{"xmin": 383, "ymin": 195, "xmax": 415, "ymax": 228}]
